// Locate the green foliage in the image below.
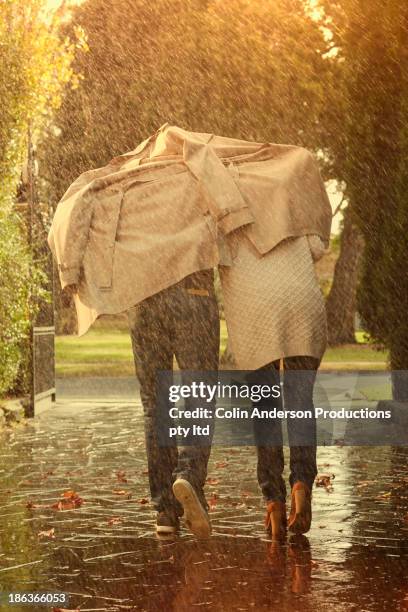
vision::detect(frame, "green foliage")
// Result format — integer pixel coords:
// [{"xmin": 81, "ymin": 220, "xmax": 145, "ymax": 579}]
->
[
  {"xmin": 0, "ymin": 0, "xmax": 84, "ymax": 396},
  {"xmin": 320, "ymin": 0, "xmax": 408, "ymax": 368},
  {"xmin": 0, "ymin": 212, "xmax": 47, "ymax": 395}
]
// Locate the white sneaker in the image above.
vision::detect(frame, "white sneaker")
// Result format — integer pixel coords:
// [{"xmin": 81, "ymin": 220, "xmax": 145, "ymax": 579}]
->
[{"xmin": 172, "ymin": 478, "xmax": 211, "ymax": 538}]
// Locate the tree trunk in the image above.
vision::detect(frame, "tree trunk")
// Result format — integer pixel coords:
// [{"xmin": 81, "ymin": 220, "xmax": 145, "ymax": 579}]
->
[{"xmin": 326, "ymin": 207, "xmax": 364, "ymax": 345}]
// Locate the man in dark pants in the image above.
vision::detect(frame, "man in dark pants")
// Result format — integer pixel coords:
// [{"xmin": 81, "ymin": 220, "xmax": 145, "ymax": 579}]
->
[{"xmin": 127, "ymin": 269, "xmax": 219, "ymax": 537}]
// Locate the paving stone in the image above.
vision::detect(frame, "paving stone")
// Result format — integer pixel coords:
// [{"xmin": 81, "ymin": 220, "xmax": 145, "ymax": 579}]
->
[{"xmin": 0, "ymin": 398, "xmax": 406, "ymax": 611}]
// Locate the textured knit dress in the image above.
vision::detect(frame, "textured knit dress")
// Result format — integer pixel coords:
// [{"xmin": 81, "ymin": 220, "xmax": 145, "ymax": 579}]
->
[{"xmin": 220, "ymin": 230, "xmax": 327, "ymax": 370}]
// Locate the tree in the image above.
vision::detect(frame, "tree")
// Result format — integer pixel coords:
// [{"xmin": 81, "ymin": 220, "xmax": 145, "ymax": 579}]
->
[
  {"xmin": 320, "ymin": 0, "xmax": 408, "ymax": 386},
  {"xmin": 326, "ymin": 207, "xmax": 364, "ymax": 344},
  {"xmin": 39, "ymin": 0, "xmax": 335, "ymax": 201}
]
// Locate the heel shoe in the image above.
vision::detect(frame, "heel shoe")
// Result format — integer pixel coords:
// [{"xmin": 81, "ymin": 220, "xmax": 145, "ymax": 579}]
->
[
  {"xmin": 265, "ymin": 501, "xmax": 287, "ymax": 540},
  {"xmin": 288, "ymin": 482, "xmax": 312, "ymax": 534}
]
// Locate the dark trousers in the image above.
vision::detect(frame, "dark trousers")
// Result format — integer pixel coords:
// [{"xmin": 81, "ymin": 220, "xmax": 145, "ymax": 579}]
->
[
  {"xmin": 127, "ymin": 271, "xmax": 220, "ymax": 515},
  {"xmin": 252, "ymin": 356, "xmax": 319, "ymax": 503}
]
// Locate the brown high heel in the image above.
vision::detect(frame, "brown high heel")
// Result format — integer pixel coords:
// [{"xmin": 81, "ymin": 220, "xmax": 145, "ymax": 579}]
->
[
  {"xmin": 288, "ymin": 482, "xmax": 312, "ymax": 534},
  {"xmin": 264, "ymin": 501, "xmax": 287, "ymax": 540}
]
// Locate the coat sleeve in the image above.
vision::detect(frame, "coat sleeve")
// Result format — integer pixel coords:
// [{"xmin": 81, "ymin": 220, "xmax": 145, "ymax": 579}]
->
[
  {"xmin": 307, "ymin": 234, "xmax": 327, "ymax": 262},
  {"xmin": 152, "ymin": 125, "xmax": 254, "ymax": 234},
  {"xmin": 48, "ymin": 178, "xmax": 94, "ymax": 289}
]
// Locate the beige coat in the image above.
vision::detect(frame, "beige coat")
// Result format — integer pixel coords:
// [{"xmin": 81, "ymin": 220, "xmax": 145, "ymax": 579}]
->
[
  {"xmin": 220, "ymin": 232, "xmax": 328, "ymax": 369},
  {"xmin": 48, "ymin": 124, "xmax": 331, "ymax": 335}
]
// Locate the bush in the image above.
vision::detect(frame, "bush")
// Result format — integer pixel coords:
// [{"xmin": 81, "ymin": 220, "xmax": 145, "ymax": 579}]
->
[
  {"xmin": 0, "ymin": 212, "xmax": 40, "ymax": 395},
  {"xmin": 0, "ymin": 0, "xmax": 85, "ymax": 397}
]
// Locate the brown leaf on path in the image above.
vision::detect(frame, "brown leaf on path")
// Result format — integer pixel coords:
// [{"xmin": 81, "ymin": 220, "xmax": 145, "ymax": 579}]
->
[
  {"xmin": 38, "ymin": 527, "xmax": 55, "ymax": 539},
  {"xmin": 315, "ymin": 474, "xmax": 335, "ymax": 490},
  {"xmin": 108, "ymin": 517, "xmax": 123, "ymax": 525},
  {"xmin": 116, "ymin": 470, "xmax": 128, "ymax": 483},
  {"xmin": 209, "ymin": 493, "xmax": 218, "ymax": 511},
  {"xmin": 215, "ymin": 461, "xmax": 228, "ymax": 469},
  {"xmin": 206, "ymin": 477, "xmax": 219, "ymax": 485},
  {"xmin": 137, "ymin": 497, "xmax": 148, "ymax": 504},
  {"xmin": 52, "ymin": 491, "xmax": 84, "ymax": 510},
  {"xmin": 62, "ymin": 490, "xmax": 76, "ymax": 498}
]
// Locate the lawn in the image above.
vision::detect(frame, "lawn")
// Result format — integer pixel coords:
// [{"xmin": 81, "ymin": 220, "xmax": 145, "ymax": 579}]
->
[{"xmin": 55, "ymin": 320, "xmax": 388, "ymax": 377}]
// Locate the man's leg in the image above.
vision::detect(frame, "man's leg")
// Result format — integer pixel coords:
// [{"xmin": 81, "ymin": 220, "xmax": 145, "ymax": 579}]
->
[
  {"xmin": 127, "ymin": 294, "xmax": 182, "ymax": 522},
  {"xmin": 171, "ymin": 272, "xmax": 220, "ymax": 536}
]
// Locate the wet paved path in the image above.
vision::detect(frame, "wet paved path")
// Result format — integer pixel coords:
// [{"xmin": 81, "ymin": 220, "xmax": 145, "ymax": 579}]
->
[{"xmin": 0, "ymin": 398, "xmax": 407, "ymax": 611}]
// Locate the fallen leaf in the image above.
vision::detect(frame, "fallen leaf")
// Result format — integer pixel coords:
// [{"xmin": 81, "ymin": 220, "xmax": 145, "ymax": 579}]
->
[
  {"xmin": 209, "ymin": 493, "xmax": 218, "ymax": 510},
  {"xmin": 108, "ymin": 517, "xmax": 123, "ymax": 525},
  {"xmin": 116, "ymin": 470, "xmax": 128, "ymax": 483},
  {"xmin": 62, "ymin": 490, "xmax": 76, "ymax": 498},
  {"xmin": 206, "ymin": 477, "xmax": 219, "ymax": 485},
  {"xmin": 38, "ymin": 528, "xmax": 55, "ymax": 539},
  {"xmin": 215, "ymin": 461, "xmax": 228, "ymax": 469},
  {"xmin": 137, "ymin": 497, "xmax": 148, "ymax": 504},
  {"xmin": 52, "ymin": 491, "xmax": 84, "ymax": 510},
  {"xmin": 315, "ymin": 474, "xmax": 335, "ymax": 490}
]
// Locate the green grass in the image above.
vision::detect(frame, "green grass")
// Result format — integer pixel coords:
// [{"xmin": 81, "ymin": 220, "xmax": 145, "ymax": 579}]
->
[
  {"xmin": 55, "ymin": 321, "xmax": 388, "ymax": 377},
  {"xmin": 358, "ymin": 383, "xmax": 392, "ymax": 401}
]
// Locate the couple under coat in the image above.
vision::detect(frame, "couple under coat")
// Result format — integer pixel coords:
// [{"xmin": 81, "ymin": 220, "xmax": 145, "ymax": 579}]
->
[{"xmin": 49, "ymin": 124, "xmax": 332, "ymax": 540}]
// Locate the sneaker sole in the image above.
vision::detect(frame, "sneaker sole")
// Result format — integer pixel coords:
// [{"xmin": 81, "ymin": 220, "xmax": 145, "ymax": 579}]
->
[
  {"xmin": 156, "ymin": 524, "xmax": 177, "ymax": 535},
  {"xmin": 172, "ymin": 479, "xmax": 211, "ymax": 538}
]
